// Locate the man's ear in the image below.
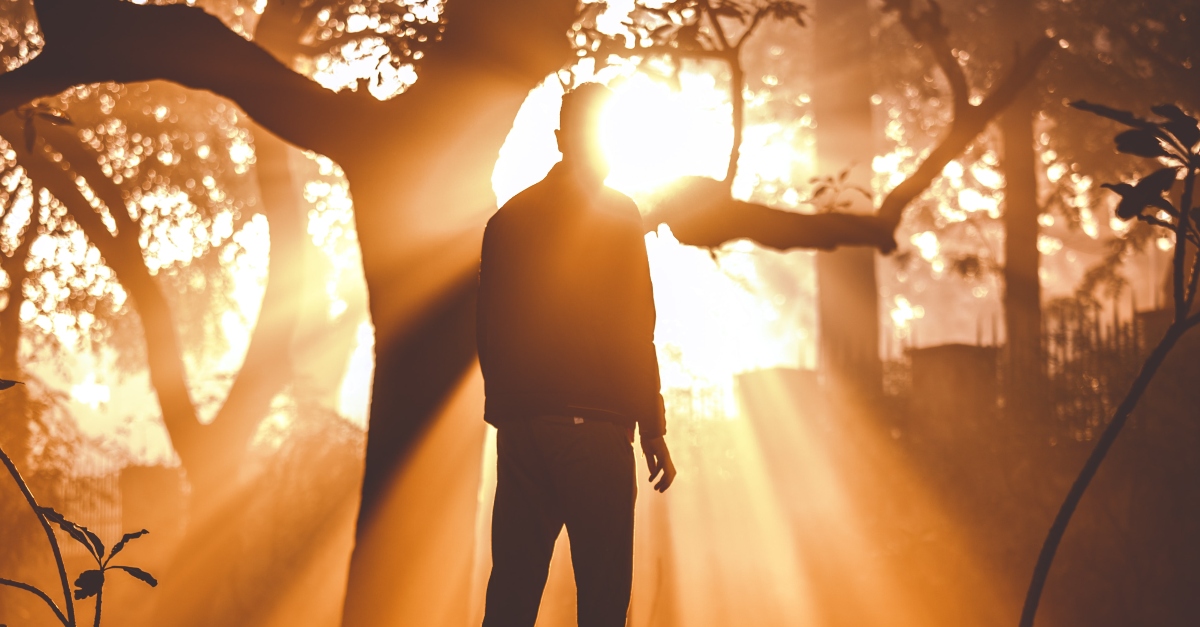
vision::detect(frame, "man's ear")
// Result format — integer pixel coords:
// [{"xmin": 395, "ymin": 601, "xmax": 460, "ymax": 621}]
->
[{"xmin": 554, "ymin": 128, "xmax": 565, "ymax": 155}]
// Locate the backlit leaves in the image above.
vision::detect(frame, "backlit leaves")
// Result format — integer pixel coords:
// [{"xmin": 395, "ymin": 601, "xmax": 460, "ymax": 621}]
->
[
  {"xmin": 73, "ymin": 569, "xmax": 104, "ymax": 600},
  {"xmin": 40, "ymin": 506, "xmax": 102, "ymax": 560},
  {"xmin": 107, "ymin": 529, "xmax": 149, "ymax": 562},
  {"xmin": 1114, "ymin": 129, "xmax": 1169, "ymax": 158},
  {"xmin": 110, "ymin": 566, "xmax": 158, "ymax": 588},
  {"xmin": 1101, "ymin": 167, "xmax": 1178, "ymax": 220}
]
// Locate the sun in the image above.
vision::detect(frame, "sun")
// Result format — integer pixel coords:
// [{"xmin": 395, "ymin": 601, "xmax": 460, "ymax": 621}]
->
[
  {"xmin": 492, "ymin": 70, "xmax": 819, "ymax": 397},
  {"xmin": 598, "ymin": 71, "xmax": 731, "ymax": 197}
]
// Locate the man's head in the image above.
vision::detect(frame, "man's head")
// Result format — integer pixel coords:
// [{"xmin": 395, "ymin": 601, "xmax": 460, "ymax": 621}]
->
[{"xmin": 556, "ymin": 82, "xmax": 613, "ymax": 186}]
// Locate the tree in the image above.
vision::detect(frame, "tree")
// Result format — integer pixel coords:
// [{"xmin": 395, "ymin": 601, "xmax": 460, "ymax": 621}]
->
[{"xmin": 0, "ymin": 1, "xmax": 1049, "ymax": 624}]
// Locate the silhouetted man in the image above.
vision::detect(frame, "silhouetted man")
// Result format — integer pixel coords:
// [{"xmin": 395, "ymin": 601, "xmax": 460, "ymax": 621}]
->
[{"xmin": 477, "ymin": 82, "xmax": 677, "ymax": 627}]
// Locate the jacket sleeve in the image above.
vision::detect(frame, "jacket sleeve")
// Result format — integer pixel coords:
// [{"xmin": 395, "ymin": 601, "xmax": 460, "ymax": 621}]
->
[
  {"xmin": 626, "ymin": 216, "xmax": 667, "ymax": 439},
  {"xmin": 476, "ymin": 217, "xmax": 498, "ymax": 375}
]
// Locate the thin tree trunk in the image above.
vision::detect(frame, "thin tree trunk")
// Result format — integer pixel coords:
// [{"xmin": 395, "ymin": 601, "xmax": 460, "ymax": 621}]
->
[
  {"xmin": 999, "ymin": 0, "xmax": 1044, "ymax": 421},
  {"xmin": 813, "ymin": 0, "xmax": 882, "ymax": 400}
]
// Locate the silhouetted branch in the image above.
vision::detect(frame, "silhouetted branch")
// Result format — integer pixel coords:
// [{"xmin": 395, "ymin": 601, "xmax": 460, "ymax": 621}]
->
[
  {"xmin": 1021, "ymin": 103, "xmax": 1200, "ymax": 627},
  {"xmin": 885, "ymin": 0, "xmax": 968, "ymax": 115},
  {"xmin": 0, "ymin": 113, "xmax": 207, "ymax": 458},
  {"xmin": 0, "ymin": 443, "xmax": 74, "ymax": 626},
  {"xmin": 1018, "ymin": 319, "xmax": 1190, "ymax": 627},
  {"xmin": 876, "ymin": 36, "xmax": 1055, "ymax": 227},
  {"xmin": 647, "ymin": 13, "xmax": 1054, "ymax": 251},
  {"xmin": 0, "ymin": 576, "xmax": 68, "ymax": 625},
  {"xmin": 16, "ymin": 116, "xmax": 305, "ymax": 493},
  {"xmin": 1, "ymin": 0, "xmax": 367, "ymax": 160}
]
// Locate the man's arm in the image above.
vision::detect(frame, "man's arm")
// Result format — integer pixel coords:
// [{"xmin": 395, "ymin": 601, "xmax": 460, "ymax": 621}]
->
[
  {"xmin": 624, "ymin": 213, "xmax": 676, "ymax": 492},
  {"xmin": 476, "ymin": 216, "xmax": 500, "ymax": 374}
]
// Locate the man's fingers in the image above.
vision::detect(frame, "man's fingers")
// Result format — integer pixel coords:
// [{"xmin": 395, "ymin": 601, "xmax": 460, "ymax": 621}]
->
[
  {"xmin": 654, "ymin": 460, "xmax": 676, "ymax": 492},
  {"xmin": 645, "ymin": 453, "xmax": 661, "ymax": 481}
]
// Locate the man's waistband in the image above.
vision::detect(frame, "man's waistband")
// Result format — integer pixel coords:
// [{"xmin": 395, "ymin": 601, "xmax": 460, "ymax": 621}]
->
[{"xmin": 530, "ymin": 414, "xmax": 635, "ymax": 442}]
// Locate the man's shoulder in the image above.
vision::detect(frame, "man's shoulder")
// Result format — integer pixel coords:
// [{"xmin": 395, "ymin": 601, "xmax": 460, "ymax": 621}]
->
[
  {"xmin": 599, "ymin": 186, "xmax": 645, "ymax": 229},
  {"xmin": 489, "ymin": 174, "xmax": 556, "ymax": 226}
]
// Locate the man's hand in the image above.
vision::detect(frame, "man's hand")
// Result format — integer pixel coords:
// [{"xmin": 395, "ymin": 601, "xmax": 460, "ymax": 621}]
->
[{"xmin": 640, "ymin": 436, "xmax": 677, "ymax": 493}]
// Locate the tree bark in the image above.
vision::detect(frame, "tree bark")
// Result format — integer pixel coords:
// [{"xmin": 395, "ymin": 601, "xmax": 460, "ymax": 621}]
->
[
  {"xmin": 999, "ymin": 1, "xmax": 1045, "ymax": 421},
  {"xmin": 813, "ymin": 0, "xmax": 883, "ymax": 400}
]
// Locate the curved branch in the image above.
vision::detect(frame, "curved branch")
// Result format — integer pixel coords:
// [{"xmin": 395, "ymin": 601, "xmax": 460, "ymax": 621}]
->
[
  {"xmin": 0, "ymin": 445, "xmax": 74, "ymax": 627},
  {"xmin": 889, "ymin": 0, "xmax": 970, "ymax": 116},
  {"xmin": 1019, "ymin": 320, "xmax": 1191, "ymax": 627},
  {"xmin": 24, "ymin": 118, "xmax": 304, "ymax": 495},
  {"xmin": 876, "ymin": 37, "xmax": 1055, "ymax": 227},
  {"xmin": 0, "ymin": 574, "xmax": 69, "ymax": 626},
  {"xmin": 1, "ymin": 113, "xmax": 207, "ymax": 459}
]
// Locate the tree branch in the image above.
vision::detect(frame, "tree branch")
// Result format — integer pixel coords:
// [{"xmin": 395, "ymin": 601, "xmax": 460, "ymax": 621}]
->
[
  {"xmin": 876, "ymin": 36, "xmax": 1055, "ymax": 226},
  {"xmin": 2, "ymin": 0, "xmax": 372, "ymax": 160},
  {"xmin": 889, "ymin": 0, "xmax": 969, "ymax": 116},
  {"xmin": 647, "ymin": 36, "xmax": 1054, "ymax": 252},
  {"xmin": 0, "ymin": 112, "xmax": 207, "ymax": 465},
  {"xmin": 0, "ymin": 577, "xmax": 68, "ymax": 626}
]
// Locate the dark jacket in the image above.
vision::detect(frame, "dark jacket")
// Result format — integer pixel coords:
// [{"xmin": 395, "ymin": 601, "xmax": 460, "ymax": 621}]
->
[{"xmin": 477, "ymin": 163, "xmax": 667, "ymax": 438}]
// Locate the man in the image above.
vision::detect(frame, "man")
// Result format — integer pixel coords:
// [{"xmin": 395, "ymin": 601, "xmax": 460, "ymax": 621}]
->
[{"xmin": 477, "ymin": 82, "xmax": 677, "ymax": 627}]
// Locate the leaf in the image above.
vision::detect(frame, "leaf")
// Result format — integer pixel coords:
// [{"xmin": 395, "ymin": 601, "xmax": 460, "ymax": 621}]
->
[
  {"xmin": 1114, "ymin": 129, "xmax": 1169, "ymax": 158},
  {"xmin": 107, "ymin": 529, "xmax": 149, "ymax": 561},
  {"xmin": 81, "ymin": 526, "xmax": 104, "ymax": 561},
  {"xmin": 110, "ymin": 566, "xmax": 157, "ymax": 588},
  {"xmin": 1151, "ymin": 103, "xmax": 1190, "ymax": 122},
  {"xmin": 73, "ymin": 570, "xmax": 104, "ymax": 600},
  {"xmin": 1070, "ymin": 100, "xmax": 1155, "ymax": 129},
  {"xmin": 0, "ymin": 379, "xmax": 23, "ymax": 390},
  {"xmin": 1138, "ymin": 166, "xmax": 1180, "ymax": 196},
  {"xmin": 1102, "ymin": 167, "xmax": 1179, "ymax": 220},
  {"xmin": 33, "ymin": 109, "xmax": 72, "ymax": 126},
  {"xmin": 39, "ymin": 507, "xmax": 101, "ymax": 560},
  {"xmin": 1164, "ymin": 118, "xmax": 1200, "ymax": 151},
  {"xmin": 1153, "ymin": 103, "xmax": 1200, "ymax": 150}
]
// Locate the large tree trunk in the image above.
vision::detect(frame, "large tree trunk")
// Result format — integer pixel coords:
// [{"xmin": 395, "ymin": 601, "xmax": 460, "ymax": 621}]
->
[
  {"xmin": 999, "ymin": 0, "xmax": 1044, "ymax": 420},
  {"xmin": 813, "ymin": 0, "xmax": 882, "ymax": 402}
]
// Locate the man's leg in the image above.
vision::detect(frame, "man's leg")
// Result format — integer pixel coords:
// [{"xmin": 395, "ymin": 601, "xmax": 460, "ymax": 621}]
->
[
  {"xmin": 547, "ymin": 420, "xmax": 637, "ymax": 627},
  {"xmin": 483, "ymin": 422, "xmax": 564, "ymax": 627}
]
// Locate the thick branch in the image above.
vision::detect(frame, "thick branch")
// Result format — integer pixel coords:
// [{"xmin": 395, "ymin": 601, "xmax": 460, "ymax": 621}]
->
[
  {"xmin": 33, "ymin": 119, "xmax": 304, "ymax": 495},
  {"xmin": 0, "ymin": 193, "xmax": 39, "ymax": 378},
  {"xmin": 877, "ymin": 37, "xmax": 1054, "ymax": 226},
  {"xmin": 647, "ymin": 176, "xmax": 896, "ymax": 251},
  {"xmin": 647, "ymin": 38, "xmax": 1054, "ymax": 252},
  {"xmin": 891, "ymin": 0, "xmax": 970, "ymax": 116},
  {"xmin": 1, "ymin": 114, "xmax": 207, "ymax": 462},
  {"xmin": 2, "ymin": 0, "xmax": 370, "ymax": 160}
]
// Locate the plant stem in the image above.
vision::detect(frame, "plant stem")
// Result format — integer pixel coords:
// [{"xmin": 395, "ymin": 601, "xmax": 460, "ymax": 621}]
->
[
  {"xmin": 0, "ymin": 443, "xmax": 75, "ymax": 626},
  {"xmin": 1018, "ymin": 321, "xmax": 1187, "ymax": 627},
  {"xmin": 93, "ymin": 587, "xmax": 102, "ymax": 627},
  {"xmin": 0, "ymin": 577, "xmax": 68, "ymax": 625},
  {"xmin": 1174, "ymin": 168, "xmax": 1195, "ymax": 321}
]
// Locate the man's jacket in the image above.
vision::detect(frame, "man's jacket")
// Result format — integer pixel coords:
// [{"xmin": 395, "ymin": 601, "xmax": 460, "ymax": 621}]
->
[{"xmin": 477, "ymin": 163, "xmax": 667, "ymax": 439}]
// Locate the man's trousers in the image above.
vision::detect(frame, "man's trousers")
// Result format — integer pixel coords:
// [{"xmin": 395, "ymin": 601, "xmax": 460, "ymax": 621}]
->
[{"xmin": 482, "ymin": 416, "xmax": 637, "ymax": 627}]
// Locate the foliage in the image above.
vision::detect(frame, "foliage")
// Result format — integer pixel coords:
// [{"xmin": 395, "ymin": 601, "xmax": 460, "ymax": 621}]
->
[
  {"xmin": 1021, "ymin": 102, "xmax": 1200, "ymax": 627},
  {"xmin": 1, "ymin": 380, "xmax": 156, "ymax": 627}
]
